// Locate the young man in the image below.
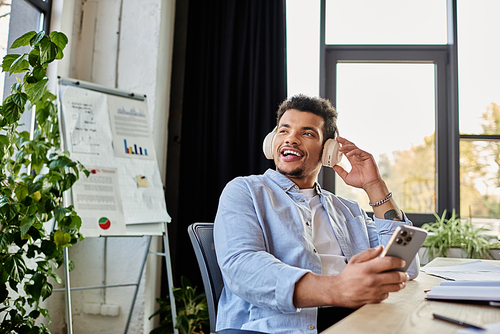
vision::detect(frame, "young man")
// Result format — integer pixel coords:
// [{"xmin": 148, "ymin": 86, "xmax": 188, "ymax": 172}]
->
[{"xmin": 213, "ymin": 95, "xmax": 419, "ymax": 333}]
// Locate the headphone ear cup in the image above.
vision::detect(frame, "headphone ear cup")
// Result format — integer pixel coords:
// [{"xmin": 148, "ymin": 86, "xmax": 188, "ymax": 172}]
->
[
  {"xmin": 263, "ymin": 130, "xmax": 277, "ymax": 159},
  {"xmin": 321, "ymin": 138, "xmax": 342, "ymax": 167}
]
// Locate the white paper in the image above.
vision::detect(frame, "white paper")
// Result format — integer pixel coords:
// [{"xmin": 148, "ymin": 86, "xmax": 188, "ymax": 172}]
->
[
  {"xmin": 71, "ymin": 166, "xmax": 127, "ymax": 237},
  {"xmin": 60, "ymin": 84, "xmax": 171, "ymax": 230},
  {"xmin": 107, "ymin": 94, "xmax": 156, "ymax": 160},
  {"xmin": 113, "ymin": 158, "xmax": 170, "ymax": 224},
  {"xmin": 421, "ymin": 260, "xmax": 500, "ymax": 281},
  {"xmin": 457, "ymin": 322, "xmax": 500, "ymax": 334},
  {"xmin": 61, "ymin": 86, "xmax": 113, "ymax": 156}
]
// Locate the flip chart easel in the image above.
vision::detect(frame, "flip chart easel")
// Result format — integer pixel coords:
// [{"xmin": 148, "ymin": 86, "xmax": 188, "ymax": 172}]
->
[{"xmin": 55, "ymin": 77, "xmax": 177, "ymax": 334}]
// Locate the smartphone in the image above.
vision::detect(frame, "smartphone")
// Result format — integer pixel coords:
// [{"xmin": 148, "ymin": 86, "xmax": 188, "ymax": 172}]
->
[{"xmin": 380, "ymin": 225, "xmax": 428, "ymax": 272}]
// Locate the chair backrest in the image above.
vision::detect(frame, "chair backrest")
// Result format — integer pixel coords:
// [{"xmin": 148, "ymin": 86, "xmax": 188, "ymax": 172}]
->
[{"xmin": 188, "ymin": 223, "xmax": 224, "ymax": 334}]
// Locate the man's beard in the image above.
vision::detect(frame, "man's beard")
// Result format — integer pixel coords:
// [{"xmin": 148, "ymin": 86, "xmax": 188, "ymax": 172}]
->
[
  {"xmin": 275, "ymin": 153, "xmax": 322, "ymax": 180},
  {"xmin": 276, "ymin": 165, "xmax": 306, "ymax": 179}
]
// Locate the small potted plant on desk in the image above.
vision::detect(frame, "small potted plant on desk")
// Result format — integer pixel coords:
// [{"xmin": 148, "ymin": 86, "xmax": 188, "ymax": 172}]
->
[{"xmin": 420, "ymin": 209, "xmax": 500, "ymax": 264}]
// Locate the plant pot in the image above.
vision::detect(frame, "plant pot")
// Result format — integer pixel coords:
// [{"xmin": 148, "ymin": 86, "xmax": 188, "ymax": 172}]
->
[{"xmin": 419, "ymin": 246, "xmax": 500, "ymax": 265}]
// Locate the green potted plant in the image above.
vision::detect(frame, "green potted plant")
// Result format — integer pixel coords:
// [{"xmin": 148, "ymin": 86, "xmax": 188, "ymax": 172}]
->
[
  {"xmin": 149, "ymin": 276, "xmax": 209, "ymax": 334},
  {"xmin": 421, "ymin": 209, "xmax": 500, "ymax": 262},
  {"xmin": 0, "ymin": 31, "xmax": 87, "ymax": 333}
]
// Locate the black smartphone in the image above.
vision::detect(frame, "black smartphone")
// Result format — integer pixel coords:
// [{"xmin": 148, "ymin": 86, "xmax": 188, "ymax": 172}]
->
[{"xmin": 380, "ymin": 225, "xmax": 428, "ymax": 272}]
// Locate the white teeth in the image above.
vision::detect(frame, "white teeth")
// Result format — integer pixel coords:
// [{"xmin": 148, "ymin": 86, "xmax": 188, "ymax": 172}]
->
[{"xmin": 282, "ymin": 150, "xmax": 302, "ymax": 157}]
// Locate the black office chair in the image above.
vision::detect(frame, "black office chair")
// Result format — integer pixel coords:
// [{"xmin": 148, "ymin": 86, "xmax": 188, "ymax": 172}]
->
[{"xmin": 187, "ymin": 223, "xmax": 267, "ymax": 334}]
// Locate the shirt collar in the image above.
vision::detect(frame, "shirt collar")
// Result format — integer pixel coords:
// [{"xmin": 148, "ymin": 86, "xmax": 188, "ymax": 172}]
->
[{"xmin": 264, "ymin": 169, "xmax": 324, "ymax": 194}]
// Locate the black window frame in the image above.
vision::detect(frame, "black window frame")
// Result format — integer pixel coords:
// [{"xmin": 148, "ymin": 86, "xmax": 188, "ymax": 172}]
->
[
  {"xmin": 318, "ymin": 0, "xmax": 460, "ymax": 226},
  {"xmin": 25, "ymin": 0, "xmax": 52, "ymax": 33}
]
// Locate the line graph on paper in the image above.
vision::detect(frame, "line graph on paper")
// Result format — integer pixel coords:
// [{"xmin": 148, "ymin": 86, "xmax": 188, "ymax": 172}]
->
[
  {"xmin": 61, "ymin": 86, "xmax": 113, "ymax": 157},
  {"xmin": 69, "ymin": 103, "xmax": 101, "ymax": 155}
]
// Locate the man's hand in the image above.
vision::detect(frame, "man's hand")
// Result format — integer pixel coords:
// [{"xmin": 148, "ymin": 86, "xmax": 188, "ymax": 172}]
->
[
  {"xmin": 293, "ymin": 246, "xmax": 409, "ymax": 309},
  {"xmin": 328, "ymin": 246, "xmax": 409, "ymax": 308},
  {"xmin": 332, "ymin": 136, "xmax": 382, "ymax": 191},
  {"xmin": 332, "ymin": 136, "xmax": 403, "ymax": 221}
]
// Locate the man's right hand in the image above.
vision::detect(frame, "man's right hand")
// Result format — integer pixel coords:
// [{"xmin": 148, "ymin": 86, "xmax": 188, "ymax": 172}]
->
[{"xmin": 293, "ymin": 245, "xmax": 409, "ymax": 309}]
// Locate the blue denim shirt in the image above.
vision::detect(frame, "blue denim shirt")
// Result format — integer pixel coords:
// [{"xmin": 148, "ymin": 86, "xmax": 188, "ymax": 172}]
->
[{"xmin": 214, "ymin": 169, "xmax": 419, "ymax": 333}]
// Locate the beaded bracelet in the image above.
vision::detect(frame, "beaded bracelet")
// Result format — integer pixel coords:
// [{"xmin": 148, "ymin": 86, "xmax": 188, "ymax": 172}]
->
[{"xmin": 368, "ymin": 192, "xmax": 392, "ymax": 207}]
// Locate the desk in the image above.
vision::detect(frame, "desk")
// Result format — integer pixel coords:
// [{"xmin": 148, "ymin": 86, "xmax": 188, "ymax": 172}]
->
[{"xmin": 322, "ymin": 257, "xmax": 500, "ymax": 334}]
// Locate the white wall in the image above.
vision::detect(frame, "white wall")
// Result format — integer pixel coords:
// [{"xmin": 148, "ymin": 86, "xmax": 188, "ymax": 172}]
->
[{"xmin": 43, "ymin": 0, "xmax": 176, "ymax": 333}]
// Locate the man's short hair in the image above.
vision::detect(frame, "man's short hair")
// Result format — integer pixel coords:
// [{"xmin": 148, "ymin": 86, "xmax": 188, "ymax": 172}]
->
[{"xmin": 277, "ymin": 94, "xmax": 338, "ymax": 142}]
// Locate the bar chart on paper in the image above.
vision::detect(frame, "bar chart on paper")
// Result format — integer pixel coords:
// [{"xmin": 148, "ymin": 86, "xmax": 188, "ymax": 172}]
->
[
  {"xmin": 107, "ymin": 95, "xmax": 156, "ymax": 160},
  {"xmin": 124, "ymin": 139, "xmax": 149, "ymax": 156}
]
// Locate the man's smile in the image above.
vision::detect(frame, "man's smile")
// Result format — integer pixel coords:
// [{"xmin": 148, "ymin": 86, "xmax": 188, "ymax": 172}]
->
[{"xmin": 280, "ymin": 146, "xmax": 304, "ymax": 161}]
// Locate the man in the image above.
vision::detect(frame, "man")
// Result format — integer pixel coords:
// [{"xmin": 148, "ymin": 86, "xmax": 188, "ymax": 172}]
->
[{"xmin": 213, "ymin": 94, "xmax": 419, "ymax": 333}]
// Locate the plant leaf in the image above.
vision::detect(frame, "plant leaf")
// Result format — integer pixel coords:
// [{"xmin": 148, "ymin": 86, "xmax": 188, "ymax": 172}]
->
[
  {"xmin": 39, "ymin": 37, "xmax": 58, "ymax": 64},
  {"xmin": 50, "ymin": 272, "xmax": 62, "ymax": 285},
  {"xmin": 54, "ymin": 230, "xmax": 70, "ymax": 248},
  {"xmin": 2, "ymin": 96, "xmax": 23, "ymax": 123},
  {"xmin": 0, "ymin": 283, "xmax": 8, "ymax": 304},
  {"xmin": 1, "ymin": 54, "xmax": 21, "ymax": 72},
  {"xmin": 12, "ymin": 92, "xmax": 28, "ymax": 108},
  {"xmin": 49, "ymin": 31, "xmax": 68, "ymax": 50},
  {"xmin": 25, "ymin": 78, "xmax": 48, "ymax": 103},
  {"xmin": 49, "ymin": 32, "xmax": 68, "ymax": 60},
  {"xmin": 10, "ymin": 31, "xmax": 37, "ymax": 49},
  {"xmin": 0, "ymin": 134, "xmax": 9, "ymax": 145},
  {"xmin": 9, "ymin": 54, "xmax": 29, "ymax": 74},
  {"xmin": 30, "ymin": 31, "xmax": 46, "ymax": 46},
  {"xmin": 41, "ymin": 282, "xmax": 53, "ymax": 300},
  {"xmin": 28, "ymin": 48, "xmax": 40, "ymax": 67},
  {"xmin": 41, "ymin": 239, "xmax": 57, "ymax": 257},
  {"xmin": 70, "ymin": 214, "xmax": 82, "ymax": 230},
  {"xmin": 53, "ymin": 206, "xmax": 67, "ymax": 223},
  {"xmin": 15, "ymin": 184, "xmax": 29, "ymax": 202},
  {"xmin": 32, "ymin": 66, "xmax": 46, "ymax": 81},
  {"xmin": 4, "ymin": 254, "xmax": 27, "ymax": 282},
  {"xmin": 0, "ymin": 232, "xmax": 13, "ymax": 250},
  {"xmin": 49, "ymin": 155, "xmax": 75, "ymax": 169},
  {"xmin": 20, "ymin": 216, "xmax": 36, "ymax": 237}
]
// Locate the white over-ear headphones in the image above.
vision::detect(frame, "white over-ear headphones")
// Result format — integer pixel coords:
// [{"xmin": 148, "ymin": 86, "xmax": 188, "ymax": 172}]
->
[{"xmin": 262, "ymin": 126, "xmax": 342, "ymax": 168}]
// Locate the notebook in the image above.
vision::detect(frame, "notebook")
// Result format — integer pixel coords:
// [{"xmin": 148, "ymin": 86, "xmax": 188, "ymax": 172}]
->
[{"xmin": 426, "ymin": 280, "xmax": 500, "ymax": 302}]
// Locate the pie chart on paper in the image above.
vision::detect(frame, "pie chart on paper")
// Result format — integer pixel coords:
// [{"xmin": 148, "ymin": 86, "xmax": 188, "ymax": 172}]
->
[{"xmin": 99, "ymin": 217, "xmax": 111, "ymax": 230}]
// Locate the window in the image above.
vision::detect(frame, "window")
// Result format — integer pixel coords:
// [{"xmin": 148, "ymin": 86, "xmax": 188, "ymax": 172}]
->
[
  {"xmin": 335, "ymin": 63, "xmax": 436, "ymax": 215},
  {"xmin": 322, "ymin": 46, "xmax": 448, "ymax": 224},
  {"xmin": 2, "ymin": 0, "xmax": 51, "ymax": 131},
  {"xmin": 286, "ymin": 0, "xmax": 321, "ymax": 97},
  {"xmin": 457, "ymin": 0, "xmax": 500, "ymax": 232},
  {"xmin": 325, "ymin": 0, "xmax": 448, "ymax": 45},
  {"xmin": 287, "ymin": 0, "xmax": 500, "ymax": 227},
  {"xmin": 0, "ymin": 0, "xmax": 12, "ymax": 99}
]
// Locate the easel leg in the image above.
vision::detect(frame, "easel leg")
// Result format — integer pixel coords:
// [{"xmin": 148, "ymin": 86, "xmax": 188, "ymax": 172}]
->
[
  {"xmin": 163, "ymin": 227, "xmax": 178, "ymax": 334},
  {"xmin": 64, "ymin": 247, "xmax": 73, "ymax": 334}
]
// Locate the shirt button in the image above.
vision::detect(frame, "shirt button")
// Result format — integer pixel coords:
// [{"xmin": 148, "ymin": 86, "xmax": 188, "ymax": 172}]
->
[
  {"xmin": 295, "ymin": 185, "xmax": 299, "ymax": 189},
  {"xmin": 309, "ymin": 325, "xmax": 315, "ymax": 330},
  {"xmin": 313, "ymin": 249, "xmax": 317, "ymax": 253},
  {"xmin": 306, "ymin": 221, "xmax": 310, "ymax": 226},
  {"xmin": 283, "ymin": 186, "xmax": 287, "ymax": 190},
  {"xmin": 300, "ymin": 199, "xmax": 305, "ymax": 202}
]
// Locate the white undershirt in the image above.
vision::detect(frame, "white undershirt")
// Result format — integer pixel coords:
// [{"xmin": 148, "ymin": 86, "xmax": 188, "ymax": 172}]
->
[{"xmin": 300, "ymin": 188, "xmax": 347, "ymax": 276}]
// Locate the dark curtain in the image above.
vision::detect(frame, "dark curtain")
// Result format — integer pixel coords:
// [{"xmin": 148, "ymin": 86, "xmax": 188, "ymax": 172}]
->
[{"xmin": 168, "ymin": 0, "xmax": 287, "ymax": 290}]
